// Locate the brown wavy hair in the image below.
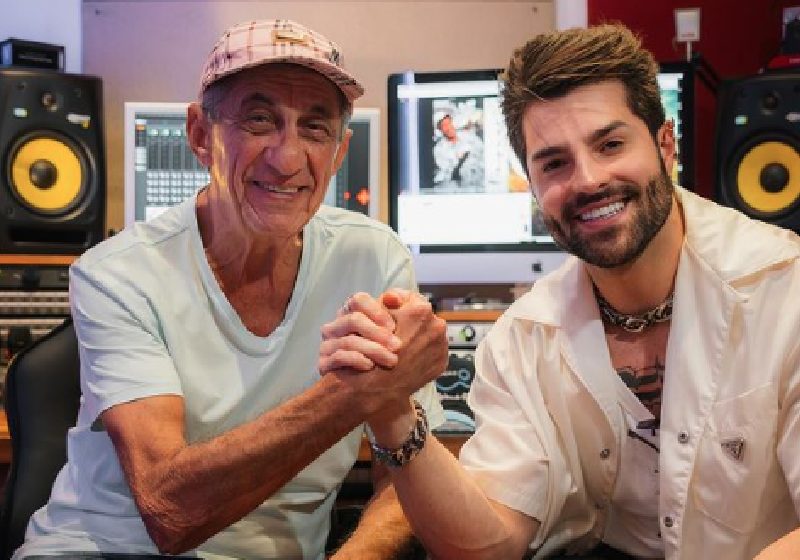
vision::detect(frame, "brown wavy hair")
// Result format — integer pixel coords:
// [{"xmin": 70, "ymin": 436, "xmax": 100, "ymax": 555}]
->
[{"xmin": 502, "ymin": 23, "xmax": 665, "ymax": 169}]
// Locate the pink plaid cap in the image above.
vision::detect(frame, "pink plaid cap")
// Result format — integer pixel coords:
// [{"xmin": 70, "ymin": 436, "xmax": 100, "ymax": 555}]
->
[{"xmin": 200, "ymin": 19, "xmax": 364, "ymax": 102}]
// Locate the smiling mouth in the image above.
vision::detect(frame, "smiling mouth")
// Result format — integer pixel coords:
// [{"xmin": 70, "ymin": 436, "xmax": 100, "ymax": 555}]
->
[
  {"xmin": 251, "ymin": 180, "xmax": 305, "ymax": 194},
  {"xmin": 578, "ymin": 200, "xmax": 626, "ymax": 222}
]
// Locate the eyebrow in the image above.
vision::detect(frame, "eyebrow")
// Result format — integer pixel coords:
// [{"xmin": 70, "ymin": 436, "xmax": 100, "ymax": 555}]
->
[
  {"xmin": 589, "ymin": 120, "xmax": 628, "ymax": 144},
  {"xmin": 530, "ymin": 120, "xmax": 629, "ymax": 162}
]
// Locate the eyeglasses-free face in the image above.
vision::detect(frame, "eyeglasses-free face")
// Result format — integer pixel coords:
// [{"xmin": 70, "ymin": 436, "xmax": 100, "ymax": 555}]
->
[{"xmin": 190, "ymin": 63, "xmax": 350, "ymax": 242}]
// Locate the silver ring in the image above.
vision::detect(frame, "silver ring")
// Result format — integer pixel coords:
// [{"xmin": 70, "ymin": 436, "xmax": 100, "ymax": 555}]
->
[{"xmin": 341, "ymin": 296, "xmax": 353, "ymax": 314}]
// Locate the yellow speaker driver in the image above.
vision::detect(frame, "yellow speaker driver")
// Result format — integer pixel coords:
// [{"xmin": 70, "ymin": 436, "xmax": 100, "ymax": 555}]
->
[
  {"xmin": 736, "ymin": 141, "xmax": 800, "ymax": 215},
  {"xmin": 9, "ymin": 135, "xmax": 85, "ymax": 213}
]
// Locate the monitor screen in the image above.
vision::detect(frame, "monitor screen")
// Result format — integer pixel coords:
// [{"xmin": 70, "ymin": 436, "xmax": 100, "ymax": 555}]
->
[
  {"xmin": 388, "ymin": 65, "xmax": 695, "ymax": 286},
  {"xmin": 324, "ymin": 107, "xmax": 381, "ymax": 218},
  {"xmin": 123, "ymin": 102, "xmax": 207, "ymax": 226},
  {"xmin": 657, "ymin": 62, "xmax": 695, "ymax": 190},
  {"xmin": 123, "ymin": 103, "xmax": 381, "ymax": 227},
  {"xmin": 388, "ymin": 69, "xmax": 566, "ymax": 285}
]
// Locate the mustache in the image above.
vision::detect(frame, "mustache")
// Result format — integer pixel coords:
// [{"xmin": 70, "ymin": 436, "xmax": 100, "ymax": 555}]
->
[{"xmin": 563, "ymin": 183, "xmax": 640, "ymax": 218}]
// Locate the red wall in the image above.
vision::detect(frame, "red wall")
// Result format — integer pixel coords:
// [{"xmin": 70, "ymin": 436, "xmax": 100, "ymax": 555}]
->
[{"xmin": 588, "ymin": 0, "xmax": 794, "ymax": 200}]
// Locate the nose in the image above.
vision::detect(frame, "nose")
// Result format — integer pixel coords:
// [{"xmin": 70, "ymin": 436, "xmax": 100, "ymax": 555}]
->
[
  {"xmin": 263, "ymin": 127, "xmax": 305, "ymax": 178},
  {"xmin": 571, "ymin": 150, "xmax": 610, "ymax": 193}
]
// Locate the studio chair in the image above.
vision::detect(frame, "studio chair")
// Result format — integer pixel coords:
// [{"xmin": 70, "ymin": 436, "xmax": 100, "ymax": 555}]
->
[{"xmin": 0, "ymin": 317, "xmax": 81, "ymax": 558}]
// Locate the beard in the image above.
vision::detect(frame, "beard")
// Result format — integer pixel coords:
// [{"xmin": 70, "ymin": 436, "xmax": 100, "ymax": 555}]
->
[{"xmin": 542, "ymin": 162, "xmax": 674, "ymax": 269}]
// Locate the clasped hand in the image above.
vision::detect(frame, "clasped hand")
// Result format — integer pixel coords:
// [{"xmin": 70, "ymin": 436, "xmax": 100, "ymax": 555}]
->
[{"xmin": 319, "ymin": 289, "xmax": 448, "ymax": 428}]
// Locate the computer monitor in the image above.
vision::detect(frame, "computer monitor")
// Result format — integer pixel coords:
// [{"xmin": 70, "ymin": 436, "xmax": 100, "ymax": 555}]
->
[
  {"xmin": 324, "ymin": 108, "xmax": 380, "ymax": 218},
  {"xmin": 123, "ymin": 102, "xmax": 207, "ymax": 226},
  {"xmin": 123, "ymin": 103, "xmax": 380, "ymax": 227},
  {"xmin": 657, "ymin": 61, "xmax": 695, "ymax": 190},
  {"xmin": 388, "ymin": 69, "xmax": 566, "ymax": 286},
  {"xmin": 387, "ymin": 65, "xmax": 695, "ymax": 286}
]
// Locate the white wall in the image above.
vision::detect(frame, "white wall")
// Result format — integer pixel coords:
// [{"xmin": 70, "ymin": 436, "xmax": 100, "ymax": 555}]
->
[
  {"xmin": 555, "ymin": 0, "xmax": 587, "ymax": 29},
  {"xmin": 0, "ymin": 0, "xmax": 82, "ymax": 72},
  {"xmin": 82, "ymin": 0, "xmax": 556, "ymax": 230}
]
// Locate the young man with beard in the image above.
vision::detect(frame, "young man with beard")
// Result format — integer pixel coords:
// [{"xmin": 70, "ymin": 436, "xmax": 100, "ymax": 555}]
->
[{"xmin": 321, "ymin": 24, "xmax": 800, "ymax": 560}]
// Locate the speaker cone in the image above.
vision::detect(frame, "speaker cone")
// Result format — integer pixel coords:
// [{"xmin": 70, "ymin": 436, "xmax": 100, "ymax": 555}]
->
[
  {"xmin": 729, "ymin": 136, "xmax": 800, "ymax": 218},
  {"xmin": 6, "ymin": 131, "xmax": 88, "ymax": 216}
]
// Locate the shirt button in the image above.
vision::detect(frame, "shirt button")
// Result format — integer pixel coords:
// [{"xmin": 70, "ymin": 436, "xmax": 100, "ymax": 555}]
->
[
  {"xmin": 678, "ymin": 431, "xmax": 690, "ymax": 444},
  {"xmin": 664, "ymin": 516, "xmax": 674, "ymax": 528},
  {"xmin": 600, "ymin": 448, "xmax": 611, "ymax": 459}
]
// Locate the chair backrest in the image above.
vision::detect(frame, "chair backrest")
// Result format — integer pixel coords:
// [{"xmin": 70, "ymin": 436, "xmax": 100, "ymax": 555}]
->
[{"xmin": 0, "ymin": 317, "xmax": 81, "ymax": 558}]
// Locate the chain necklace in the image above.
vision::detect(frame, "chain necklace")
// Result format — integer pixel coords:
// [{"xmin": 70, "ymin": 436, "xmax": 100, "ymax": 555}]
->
[{"xmin": 594, "ymin": 286, "xmax": 674, "ymax": 333}]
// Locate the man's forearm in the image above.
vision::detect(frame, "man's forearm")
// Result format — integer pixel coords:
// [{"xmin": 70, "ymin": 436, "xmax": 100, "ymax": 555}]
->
[
  {"xmin": 108, "ymin": 374, "xmax": 372, "ymax": 554},
  {"xmin": 331, "ymin": 481, "xmax": 419, "ymax": 560},
  {"xmin": 755, "ymin": 528, "xmax": 800, "ymax": 560},
  {"xmin": 379, "ymin": 436, "xmax": 537, "ymax": 560}
]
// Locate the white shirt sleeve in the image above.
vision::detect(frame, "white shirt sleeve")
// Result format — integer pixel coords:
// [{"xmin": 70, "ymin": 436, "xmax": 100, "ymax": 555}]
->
[
  {"xmin": 458, "ymin": 327, "xmax": 566, "ymax": 523},
  {"xmin": 69, "ymin": 259, "xmax": 183, "ymax": 424}
]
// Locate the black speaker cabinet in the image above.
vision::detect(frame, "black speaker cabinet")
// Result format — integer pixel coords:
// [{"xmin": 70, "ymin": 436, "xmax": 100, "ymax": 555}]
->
[
  {"xmin": 0, "ymin": 68, "xmax": 105, "ymax": 254},
  {"xmin": 715, "ymin": 72, "xmax": 800, "ymax": 232}
]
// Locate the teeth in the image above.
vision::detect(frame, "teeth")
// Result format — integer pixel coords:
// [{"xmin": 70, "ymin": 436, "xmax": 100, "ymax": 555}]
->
[
  {"xmin": 254, "ymin": 181, "xmax": 300, "ymax": 194},
  {"xmin": 580, "ymin": 201, "xmax": 624, "ymax": 221}
]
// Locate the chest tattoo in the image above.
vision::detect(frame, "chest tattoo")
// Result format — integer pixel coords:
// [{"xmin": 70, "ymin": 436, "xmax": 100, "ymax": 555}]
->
[{"xmin": 616, "ymin": 357, "xmax": 665, "ymax": 421}]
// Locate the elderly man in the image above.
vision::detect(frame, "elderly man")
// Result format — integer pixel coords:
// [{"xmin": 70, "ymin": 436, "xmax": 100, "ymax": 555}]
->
[
  {"xmin": 322, "ymin": 23, "xmax": 800, "ymax": 560},
  {"xmin": 15, "ymin": 19, "xmax": 446, "ymax": 559}
]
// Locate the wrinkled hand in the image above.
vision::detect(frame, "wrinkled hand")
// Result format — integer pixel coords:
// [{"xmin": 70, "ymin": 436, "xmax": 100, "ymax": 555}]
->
[
  {"xmin": 319, "ymin": 291, "xmax": 407, "ymax": 373},
  {"xmin": 319, "ymin": 289, "xmax": 448, "ymax": 423}
]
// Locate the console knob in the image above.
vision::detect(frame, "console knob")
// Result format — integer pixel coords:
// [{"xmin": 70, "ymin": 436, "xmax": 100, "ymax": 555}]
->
[{"xmin": 460, "ymin": 324, "xmax": 476, "ymax": 342}]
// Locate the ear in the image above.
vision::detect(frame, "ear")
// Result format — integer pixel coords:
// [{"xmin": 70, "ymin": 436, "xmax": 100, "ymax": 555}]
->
[
  {"xmin": 657, "ymin": 119, "xmax": 676, "ymax": 178},
  {"xmin": 332, "ymin": 128, "xmax": 352, "ymax": 173},
  {"xmin": 186, "ymin": 102, "xmax": 212, "ymax": 168}
]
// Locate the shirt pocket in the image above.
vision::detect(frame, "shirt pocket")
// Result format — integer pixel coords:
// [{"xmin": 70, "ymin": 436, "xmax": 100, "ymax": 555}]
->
[{"xmin": 691, "ymin": 382, "xmax": 780, "ymax": 534}]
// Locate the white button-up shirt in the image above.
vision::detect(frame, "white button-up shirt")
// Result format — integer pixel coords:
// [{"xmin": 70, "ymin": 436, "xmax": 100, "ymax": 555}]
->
[{"xmin": 459, "ymin": 187, "xmax": 800, "ymax": 559}]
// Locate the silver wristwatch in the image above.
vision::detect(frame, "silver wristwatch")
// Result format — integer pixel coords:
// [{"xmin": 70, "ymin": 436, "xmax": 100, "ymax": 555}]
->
[{"xmin": 368, "ymin": 400, "xmax": 429, "ymax": 468}]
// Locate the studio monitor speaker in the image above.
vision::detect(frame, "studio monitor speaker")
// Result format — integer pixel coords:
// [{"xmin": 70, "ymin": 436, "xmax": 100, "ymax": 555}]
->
[
  {"xmin": 0, "ymin": 68, "xmax": 105, "ymax": 254},
  {"xmin": 715, "ymin": 72, "xmax": 800, "ymax": 232}
]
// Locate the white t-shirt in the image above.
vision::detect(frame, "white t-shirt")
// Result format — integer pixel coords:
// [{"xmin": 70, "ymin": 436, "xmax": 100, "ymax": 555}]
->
[{"xmin": 16, "ymin": 196, "xmax": 444, "ymax": 559}]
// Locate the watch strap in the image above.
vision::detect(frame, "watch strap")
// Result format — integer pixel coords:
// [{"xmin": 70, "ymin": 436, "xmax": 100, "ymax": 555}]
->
[{"xmin": 369, "ymin": 400, "xmax": 429, "ymax": 468}]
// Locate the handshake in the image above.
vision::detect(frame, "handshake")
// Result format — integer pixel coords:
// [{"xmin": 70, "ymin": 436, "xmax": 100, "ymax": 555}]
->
[{"xmin": 318, "ymin": 290, "xmax": 449, "ymax": 446}]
